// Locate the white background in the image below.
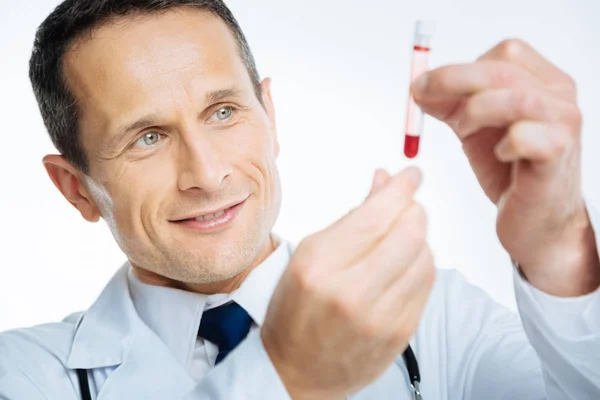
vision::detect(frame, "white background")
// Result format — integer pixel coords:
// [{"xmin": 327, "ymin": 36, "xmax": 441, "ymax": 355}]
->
[{"xmin": 1, "ymin": 0, "xmax": 599, "ymax": 331}]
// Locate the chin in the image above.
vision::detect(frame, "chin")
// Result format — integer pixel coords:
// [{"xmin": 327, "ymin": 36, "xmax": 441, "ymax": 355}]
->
[
  {"xmin": 170, "ymin": 234, "xmax": 263, "ymax": 283},
  {"xmin": 145, "ymin": 204, "xmax": 274, "ymax": 285}
]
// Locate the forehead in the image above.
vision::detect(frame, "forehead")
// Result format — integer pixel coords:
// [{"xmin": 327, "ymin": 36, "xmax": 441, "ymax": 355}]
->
[{"xmin": 63, "ymin": 8, "xmax": 251, "ymax": 140}]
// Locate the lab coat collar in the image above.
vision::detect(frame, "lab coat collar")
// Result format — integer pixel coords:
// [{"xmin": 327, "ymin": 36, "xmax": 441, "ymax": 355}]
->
[
  {"xmin": 65, "ymin": 235, "xmax": 294, "ymax": 371},
  {"xmin": 65, "ymin": 263, "xmax": 135, "ymax": 369},
  {"xmin": 66, "ymin": 262, "xmax": 199, "ymax": 398}
]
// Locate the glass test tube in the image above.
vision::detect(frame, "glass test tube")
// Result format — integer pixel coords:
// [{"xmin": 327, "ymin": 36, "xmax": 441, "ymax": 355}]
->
[{"xmin": 404, "ymin": 21, "xmax": 433, "ymax": 159}]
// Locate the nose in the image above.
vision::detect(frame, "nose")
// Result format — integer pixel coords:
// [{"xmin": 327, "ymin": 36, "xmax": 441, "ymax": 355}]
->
[{"xmin": 177, "ymin": 134, "xmax": 232, "ymax": 193}]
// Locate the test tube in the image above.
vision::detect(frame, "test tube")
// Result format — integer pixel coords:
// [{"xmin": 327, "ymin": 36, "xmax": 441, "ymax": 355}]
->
[{"xmin": 404, "ymin": 21, "xmax": 433, "ymax": 159}]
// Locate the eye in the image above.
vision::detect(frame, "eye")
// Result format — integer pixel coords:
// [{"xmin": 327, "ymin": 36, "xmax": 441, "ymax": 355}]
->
[
  {"xmin": 134, "ymin": 131, "xmax": 162, "ymax": 148},
  {"xmin": 211, "ymin": 106, "xmax": 234, "ymax": 122}
]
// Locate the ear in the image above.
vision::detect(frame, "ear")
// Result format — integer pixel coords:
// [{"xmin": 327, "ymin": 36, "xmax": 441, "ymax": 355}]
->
[
  {"xmin": 42, "ymin": 155, "xmax": 102, "ymax": 222},
  {"xmin": 260, "ymin": 77, "xmax": 279, "ymax": 158}
]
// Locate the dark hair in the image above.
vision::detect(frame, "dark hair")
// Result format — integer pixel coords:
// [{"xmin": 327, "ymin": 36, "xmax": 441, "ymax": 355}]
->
[{"xmin": 29, "ymin": 0, "xmax": 262, "ymax": 174}]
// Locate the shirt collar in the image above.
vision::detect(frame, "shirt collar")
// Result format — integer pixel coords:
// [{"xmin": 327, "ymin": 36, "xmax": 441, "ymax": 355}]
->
[
  {"xmin": 67, "ymin": 235, "xmax": 293, "ymax": 370},
  {"xmin": 232, "ymin": 236, "xmax": 292, "ymax": 326}
]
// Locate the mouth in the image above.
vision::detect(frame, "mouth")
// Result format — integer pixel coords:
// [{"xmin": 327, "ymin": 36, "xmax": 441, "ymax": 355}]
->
[{"xmin": 170, "ymin": 197, "xmax": 248, "ymax": 232}]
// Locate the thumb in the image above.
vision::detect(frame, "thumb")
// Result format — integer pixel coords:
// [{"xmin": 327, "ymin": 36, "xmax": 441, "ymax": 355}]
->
[{"xmin": 368, "ymin": 169, "xmax": 391, "ymax": 198}]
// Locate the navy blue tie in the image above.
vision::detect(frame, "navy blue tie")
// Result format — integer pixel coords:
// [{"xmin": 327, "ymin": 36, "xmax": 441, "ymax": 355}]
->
[{"xmin": 198, "ymin": 302, "xmax": 253, "ymax": 364}]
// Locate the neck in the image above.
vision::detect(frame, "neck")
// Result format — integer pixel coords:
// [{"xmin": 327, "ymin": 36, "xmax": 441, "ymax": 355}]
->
[{"xmin": 132, "ymin": 235, "xmax": 278, "ymax": 295}]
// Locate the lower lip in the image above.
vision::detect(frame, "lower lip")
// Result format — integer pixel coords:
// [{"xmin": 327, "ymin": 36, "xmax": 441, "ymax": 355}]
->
[{"xmin": 173, "ymin": 200, "xmax": 246, "ymax": 232}]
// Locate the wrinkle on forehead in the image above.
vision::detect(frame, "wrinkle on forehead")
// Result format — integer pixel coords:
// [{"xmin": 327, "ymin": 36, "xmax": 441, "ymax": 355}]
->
[
  {"xmin": 64, "ymin": 8, "xmax": 238, "ymax": 100},
  {"xmin": 62, "ymin": 8, "xmax": 249, "ymax": 161}
]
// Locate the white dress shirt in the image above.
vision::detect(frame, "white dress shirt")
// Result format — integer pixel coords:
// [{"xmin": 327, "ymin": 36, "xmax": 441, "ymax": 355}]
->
[
  {"xmin": 126, "ymin": 240, "xmax": 288, "ymax": 381},
  {"xmin": 1, "ymin": 206, "xmax": 600, "ymax": 399}
]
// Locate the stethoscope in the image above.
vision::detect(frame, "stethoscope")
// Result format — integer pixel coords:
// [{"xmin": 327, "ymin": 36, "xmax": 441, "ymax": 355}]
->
[
  {"xmin": 75, "ymin": 344, "xmax": 422, "ymax": 400},
  {"xmin": 402, "ymin": 344, "xmax": 422, "ymax": 400}
]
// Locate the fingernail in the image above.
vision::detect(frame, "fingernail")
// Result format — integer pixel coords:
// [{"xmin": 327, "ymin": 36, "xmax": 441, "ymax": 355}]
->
[
  {"xmin": 412, "ymin": 73, "xmax": 429, "ymax": 95},
  {"xmin": 404, "ymin": 167, "xmax": 423, "ymax": 187}
]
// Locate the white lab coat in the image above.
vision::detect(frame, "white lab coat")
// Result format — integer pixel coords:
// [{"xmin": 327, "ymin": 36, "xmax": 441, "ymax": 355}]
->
[{"xmin": 1, "ymin": 206, "xmax": 600, "ymax": 399}]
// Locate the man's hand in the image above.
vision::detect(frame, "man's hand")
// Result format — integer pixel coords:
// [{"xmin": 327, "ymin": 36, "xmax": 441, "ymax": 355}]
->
[
  {"xmin": 412, "ymin": 38, "xmax": 600, "ymax": 297},
  {"xmin": 262, "ymin": 168, "xmax": 435, "ymax": 399}
]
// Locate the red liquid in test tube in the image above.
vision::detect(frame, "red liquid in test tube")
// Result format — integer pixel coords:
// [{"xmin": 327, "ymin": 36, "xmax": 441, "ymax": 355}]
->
[{"xmin": 404, "ymin": 21, "xmax": 433, "ymax": 158}]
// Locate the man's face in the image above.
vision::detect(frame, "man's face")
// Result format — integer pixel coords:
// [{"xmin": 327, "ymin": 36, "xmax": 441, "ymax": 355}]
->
[{"xmin": 63, "ymin": 8, "xmax": 281, "ymax": 283}]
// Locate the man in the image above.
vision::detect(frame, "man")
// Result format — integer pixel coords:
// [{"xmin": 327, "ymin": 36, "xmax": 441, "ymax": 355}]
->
[{"xmin": 1, "ymin": 0, "xmax": 599, "ymax": 398}]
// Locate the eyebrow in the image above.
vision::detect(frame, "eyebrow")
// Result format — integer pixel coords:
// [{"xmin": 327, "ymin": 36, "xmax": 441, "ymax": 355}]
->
[
  {"xmin": 108, "ymin": 87, "xmax": 245, "ymax": 147},
  {"xmin": 206, "ymin": 87, "xmax": 243, "ymax": 104}
]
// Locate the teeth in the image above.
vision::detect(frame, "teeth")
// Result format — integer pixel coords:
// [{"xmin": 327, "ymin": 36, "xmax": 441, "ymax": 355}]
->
[{"xmin": 194, "ymin": 208, "xmax": 226, "ymax": 222}]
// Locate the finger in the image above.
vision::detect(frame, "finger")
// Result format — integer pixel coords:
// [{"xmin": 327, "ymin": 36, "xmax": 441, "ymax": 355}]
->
[
  {"xmin": 368, "ymin": 169, "xmax": 391, "ymax": 198},
  {"xmin": 349, "ymin": 201, "xmax": 427, "ymax": 303},
  {"xmin": 305, "ymin": 167, "xmax": 423, "ymax": 269},
  {"xmin": 385, "ymin": 245, "xmax": 434, "ymax": 316},
  {"xmin": 412, "ymin": 61, "xmax": 543, "ymax": 100},
  {"xmin": 455, "ymin": 88, "xmax": 578, "ymax": 140},
  {"xmin": 372, "ymin": 245, "xmax": 435, "ymax": 345},
  {"xmin": 390, "ymin": 269, "xmax": 434, "ymax": 350},
  {"xmin": 494, "ymin": 121, "xmax": 574, "ymax": 165},
  {"xmin": 411, "ymin": 61, "xmax": 544, "ymax": 122},
  {"xmin": 478, "ymin": 39, "xmax": 576, "ymax": 96}
]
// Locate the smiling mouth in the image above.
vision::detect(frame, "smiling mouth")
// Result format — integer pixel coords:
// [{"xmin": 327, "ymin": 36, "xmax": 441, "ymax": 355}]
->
[
  {"xmin": 171, "ymin": 198, "xmax": 247, "ymax": 223},
  {"xmin": 189, "ymin": 205, "xmax": 232, "ymax": 222},
  {"xmin": 169, "ymin": 198, "xmax": 247, "ymax": 233}
]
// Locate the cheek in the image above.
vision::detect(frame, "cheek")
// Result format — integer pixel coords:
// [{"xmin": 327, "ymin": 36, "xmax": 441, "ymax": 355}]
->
[
  {"xmin": 227, "ymin": 123, "xmax": 277, "ymax": 189},
  {"xmin": 103, "ymin": 160, "xmax": 175, "ymax": 233}
]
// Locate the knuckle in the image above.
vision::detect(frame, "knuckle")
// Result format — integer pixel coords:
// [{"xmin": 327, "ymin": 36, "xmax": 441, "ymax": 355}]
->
[
  {"xmin": 406, "ymin": 227, "xmax": 426, "ymax": 251},
  {"xmin": 332, "ymin": 294, "xmax": 359, "ymax": 321},
  {"xmin": 551, "ymin": 76, "xmax": 577, "ymax": 102},
  {"xmin": 289, "ymin": 261, "xmax": 317, "ymax": 293},
  {"xmin": 292, "ymin": 237, "xmax": 326, "ymax": 288},
  {"xmin": 497, "ymin": 38, "xmax": 528, "ymax": 61},
  {"xmin": 564, "ymin": 105, "xmax": 582, "ymax": 129},
  {"xmin": 563, "ymin": 74, "xmax": 577, "ymax": 93},
  {"xmin": 489, "ymin": 62, "xmax": 517, "ymax": 87},
  {"xmin": 515, "ymin": 90, "xmax": 542, "ymax": 117},
  {"xmin": 428, "ymin": 66, "xmax": 452, "ymax": 92}
]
